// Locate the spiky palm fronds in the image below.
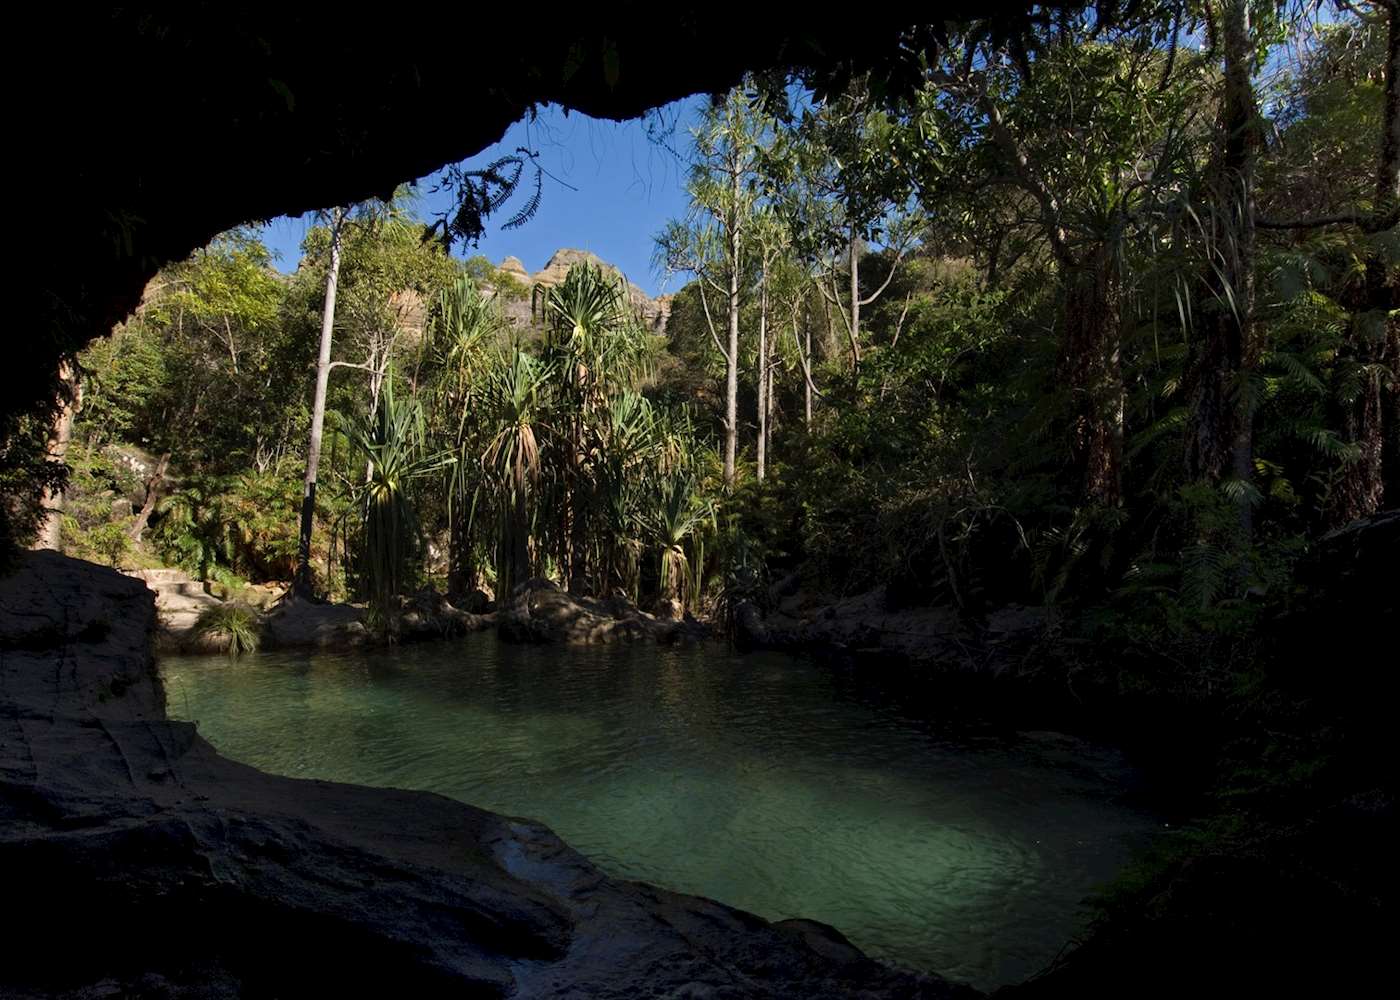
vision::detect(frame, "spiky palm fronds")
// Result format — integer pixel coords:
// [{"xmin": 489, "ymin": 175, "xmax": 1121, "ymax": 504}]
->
[
  {"xmin": 479, "ymin": 348, "xmax": 551, "ymax": 597},
  {"xmin": 194, "ymin": 602, "xmax": 262, "ymax": 656},
  {"xmin": 642, "ymin": 473, "xmax": 716, "ymax": 613},
  {"xmin": 344, "ymin": 374, "xmax": 454, "ymax": 623}
]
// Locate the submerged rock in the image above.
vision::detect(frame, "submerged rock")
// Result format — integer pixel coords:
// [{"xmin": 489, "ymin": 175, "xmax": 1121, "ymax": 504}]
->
[
  {"xmin": 498, "ymin": 578, "xmax": 710, "ymax": 646},
  {"xmin": 0, "ymin": 551, "xmax": 973, "ymax": 998}
]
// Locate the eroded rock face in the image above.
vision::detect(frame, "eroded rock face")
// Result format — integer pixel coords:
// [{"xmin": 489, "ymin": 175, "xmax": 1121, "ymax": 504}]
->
[
  {"xmin": 499, "ymin": 255, "xmax": 532, "ymax": 285},
  {"xmin": 496, "ymin": 248, "xmax": 673, "ymax": 333},
  {"xmin": 0, "ymin": 551, "xmax": 976, "ymax": 999}
]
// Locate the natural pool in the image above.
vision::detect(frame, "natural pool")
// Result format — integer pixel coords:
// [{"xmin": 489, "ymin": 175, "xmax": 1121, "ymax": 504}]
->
[{"xmin": 161, "ymin": 636, "xmax": 1160, "ymax": 991}]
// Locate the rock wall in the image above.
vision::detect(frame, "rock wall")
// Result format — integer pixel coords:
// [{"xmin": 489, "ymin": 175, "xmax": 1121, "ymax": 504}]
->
[
  {"xmin": 0, "ymin": 551, "xmax": 975, "ymax": 999},
  {"xmin": 489, "ymin": 248, "xmax": 673, "ymax": 335}
]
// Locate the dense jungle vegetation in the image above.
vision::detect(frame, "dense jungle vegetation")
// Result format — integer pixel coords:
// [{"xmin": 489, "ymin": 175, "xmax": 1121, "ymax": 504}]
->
[
  {"xmin": 28, "ymin": 2, "xmax": 1390, "ymax": 656},
  {"xmin": 4, "ymin": 0, "xmax": 1396, "ymax": 988}
]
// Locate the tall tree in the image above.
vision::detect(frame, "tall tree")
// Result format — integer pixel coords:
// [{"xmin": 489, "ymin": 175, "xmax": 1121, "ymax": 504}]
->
[
  {"xmin": 1257, "ymin": 0, "xmax": 1400, "ymax": 523},
  {"xmin": 293, "ymin": 205, "xmax": 346, "ymax": 596},
  {"xmin": 1184, "ymin": 0, "xmax": 1262, "ymax": 540},
  {"xmin": 913, "ymin": 14, "xmax": 1204, "ymax": 508},
  {"xmin": 657, "ymin": 87, "xmax": 768, "ymax": 487},
  {"xmin": 290, "ymin": 197, "xmax": 458, "ymax": 595},
  {"xmin": 31, "ymin": 361, "xmax": 79, "ymax": 551},
  {"xmin": 766, "ymin": 79, "xmax": 922, "ymax": 373},
  {"xmin": 420, "ymin": 274, "xmax": 498, "ymax": 598},
  {"xmin": 751, "ymin": 209, "xmax": 792, "ymax": 480}
]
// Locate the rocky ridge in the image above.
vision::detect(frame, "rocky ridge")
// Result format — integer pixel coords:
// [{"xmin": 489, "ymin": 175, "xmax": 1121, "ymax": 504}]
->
[{"xmin": 489, "ymin": 248, "xmax": 674, "ymax": 333}]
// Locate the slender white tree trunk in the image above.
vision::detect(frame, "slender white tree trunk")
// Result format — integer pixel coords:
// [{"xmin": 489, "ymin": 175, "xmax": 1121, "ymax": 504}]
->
[
  {"xmin": 723, "ymin": 167, "xmax": 742, "ymax": 487},
  {"xmin": 294, "ymin": 207, "xmax": 345, "ymax": 595},
  {"xmin": 34, "ymin": 360, "xmax": 80, "ymax": 551},
  {"xmin": 765, "ymin": 344, "xmax": 775, "ymax": 468},
  {"xmin": 848, "ymin": 225, "xmax": 862, "ymax": 370},
  {"xmin": 804, "ymin": 318, "xmax": 813, "ymax": 428},
  {"xmin": 725, "ymin": 255, "xmax": 740, "ymax": 486},
  {"xmin": 757, "ymin": 261, "xmax": 768, "ymax": 481}
]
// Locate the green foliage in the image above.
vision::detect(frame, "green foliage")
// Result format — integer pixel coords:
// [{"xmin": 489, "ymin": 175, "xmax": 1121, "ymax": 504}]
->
[
  {"xmin": 342, "ymin": 374, "xmax": 452, "ymax": 626},
  {"xmin": 79, "ymin": 231, "xmax": 306, "ymax": 473},
  {"xmin": 54, "ymin": 444, "xmax": 143, "ymax": 567},
  {"xmin": 152, "ymin": 464, "xmax": 314, "ymax": 585}
]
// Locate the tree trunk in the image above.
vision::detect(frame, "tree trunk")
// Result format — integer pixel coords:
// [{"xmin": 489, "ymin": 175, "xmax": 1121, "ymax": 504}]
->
[
  {"xmin": 127, "ymin": 452, "xmax": 170, "ymax": 543},
  {"xmin": 804, "ymin": 317, "xmax": 813, "ymax": 428},
  {"xmin": 506, "ymin": 494, "xmax": 530, "ymax": 601},
  {"xmin": 446, "ymin": 499, "xmax": 476, "ymax": 599},
  {"xmin": 293, "ymin": 207, "xmax": 345, "ymax": 596},
  {"xmin": 766, "ymin": 346, "xmax": 775, "ymax": 468},
  {"xmin": 847, "ymin": 225, "xmax": 863, "ymax": 371},
  {"xmin": 568, "ymin": 467, "xmax": 590, "ymax": 594},
  {"xmin": 33, "ymin": 360, "xmax": 80, "ymax": 551},
  {"xmin": 1332, "ymin": 3, "xmax": 1400, "ymax": 525},
  {"xmin": 724, "ymin": 214, "xmax": 741, "ymax": 487},
  {"xmin": 756, "ymin": 263, "xmax": 768, "ymax": 482},
  {"xmin": 1060, "ymin": 248, "xmax": 1124, "ymax": 507},
  {"xmin": 1185, "ymin": 0, "xmax": 1257, "ymax": 539}
]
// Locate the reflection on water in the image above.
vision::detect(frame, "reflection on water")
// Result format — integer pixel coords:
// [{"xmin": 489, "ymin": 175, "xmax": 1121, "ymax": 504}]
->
[{"xmin": 161, "ymin": 637, "xmax": 1158, "ymax": 990}]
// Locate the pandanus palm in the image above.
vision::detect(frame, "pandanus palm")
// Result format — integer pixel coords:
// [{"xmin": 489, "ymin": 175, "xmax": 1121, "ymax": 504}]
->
[
  {"xmin": 422, "ymin": 276, "xmax": 499, "ymax": 595},
  {"xmin": 644, "ymin": 473, "xmax": 715, "ymax": 616},
  {"xmin": 481, "ymin": 348, "xmax": 551, "ymax": 599},
  {"xmin": 533, "ymin": 262, "xmax": 658, "ymax": 592},
  {"xmin": 595, "ymin": 391, "xmax": 658, "ymax": 595},
  {"xmin": 343, "ymin": 375, "xmax": 454, "ymax": 626}
]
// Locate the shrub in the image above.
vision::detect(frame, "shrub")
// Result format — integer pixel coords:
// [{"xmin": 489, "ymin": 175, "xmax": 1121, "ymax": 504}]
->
[{"xmin": 193, "ymin": 602, "xmax": 263, "ymax": 656}]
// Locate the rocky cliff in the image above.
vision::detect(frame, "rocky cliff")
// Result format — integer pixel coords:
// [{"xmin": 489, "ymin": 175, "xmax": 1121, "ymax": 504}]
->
[
  {"xmin": 0, "ymin": 551, "xmax": 974, "ymax": 999},
  {"xmin": 488, "ymin": 248, "xmax": 673, "ymax": 334}
]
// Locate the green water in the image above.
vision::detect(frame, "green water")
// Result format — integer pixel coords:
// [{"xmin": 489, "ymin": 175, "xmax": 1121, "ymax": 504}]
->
[{"xmin": 161, "ymin": 636, "xmax": 1159, "ymax": 990}]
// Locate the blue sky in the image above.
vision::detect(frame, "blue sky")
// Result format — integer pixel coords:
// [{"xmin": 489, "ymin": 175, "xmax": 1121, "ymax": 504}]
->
[{"xmin": 258, "ymin": 98, "xmax": 705, "ymax": 297}]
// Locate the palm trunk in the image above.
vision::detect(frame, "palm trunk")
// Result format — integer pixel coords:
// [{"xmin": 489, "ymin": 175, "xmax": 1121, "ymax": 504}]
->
[
  {"xmin": 33, "ymin": 360, "xmax": 80, "ymax": 551},
  {"xmin": 569, "ymin": 481, "xmax": 590, "ymax": 593},
  {"xmin": 568, "ymin": 394, "xmax": 590, "ymax": 593},
  {"xmin": 765, "ymin": 348, "xmax": 775, "ymax": 468},
  {"xmin": 447, "ymin": 498, "xmax": 476, "ymax": 598},
  {"xmin": 294, "ymin": 207, "xmax": 345, "ymax": 596},
  {"xmin": 1185, "ymin": 0, "xmax": 1257, "ymax": 539},
  {"xmin": 507, "ymin": 493, "xmax": 530, "ymax": 601}
]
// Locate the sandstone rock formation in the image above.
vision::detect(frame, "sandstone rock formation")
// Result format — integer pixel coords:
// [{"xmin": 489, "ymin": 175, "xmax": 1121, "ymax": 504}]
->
[
  {"xmin": 498, "ymin": 255, "xmax": 532, "ymax": 286},
  {"xmin": 488, "ymin": 248, "xmax": 673, "ymax": 334}
]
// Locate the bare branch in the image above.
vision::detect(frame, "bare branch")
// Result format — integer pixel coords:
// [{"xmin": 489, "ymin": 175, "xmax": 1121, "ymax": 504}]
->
[
  {"xmin": 1256, "ymin": 205, "xmax": 1400, "ymax": 233},
  {"xmin": 857, "ymin": 238, "xmax": 914, "ymax": 307},
  {"xmin": 696, "ymin": 281, "xmax": 732, "ymax": 363},
  {"xmin": 890, "ymin": 290, "xmax": 915, "ymax": 349}
]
